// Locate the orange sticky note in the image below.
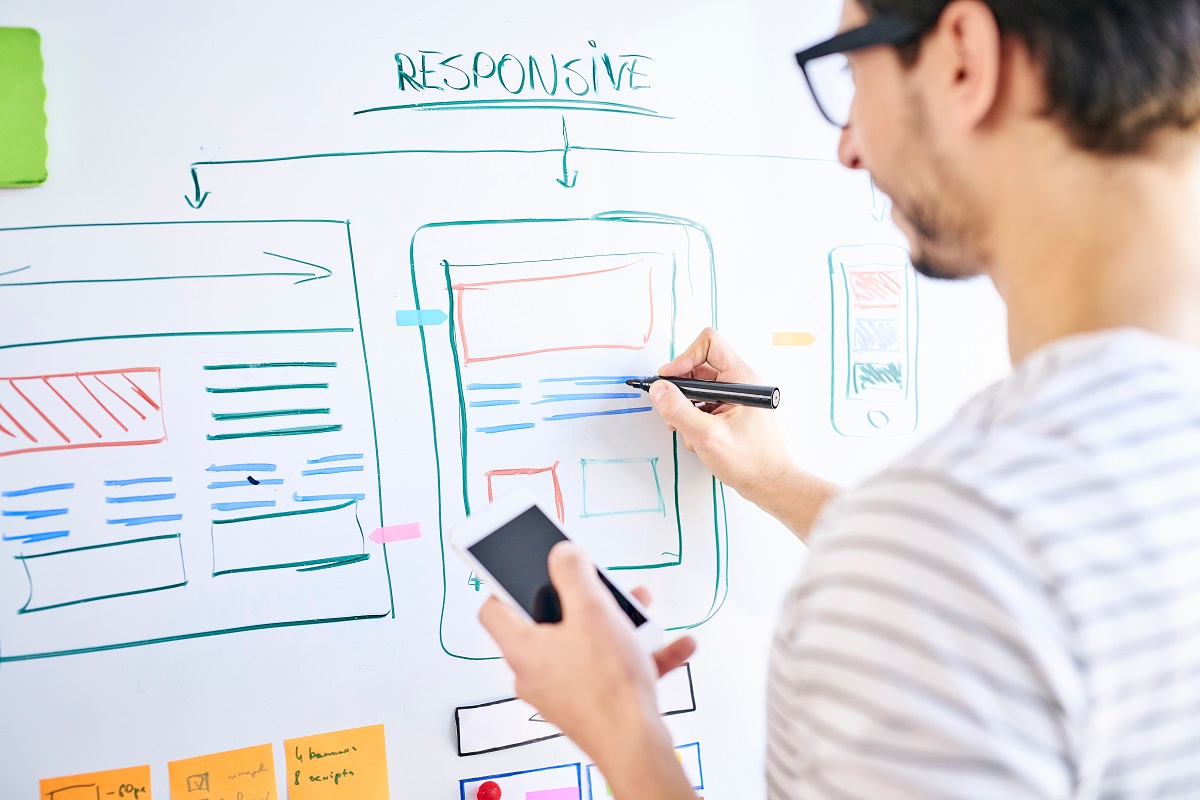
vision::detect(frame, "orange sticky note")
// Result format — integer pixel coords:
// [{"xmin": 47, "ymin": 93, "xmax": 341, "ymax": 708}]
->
[
  {"xmin": 168, "ymin": 743, "xmax": 275, "ymax": 799},
  {"xmin": 284, "ymin": 724, "xmax": 388, "ymax": 800},
  {"xmin": 41, "ymin": 764, "xmax": 152, "ymax": 799}
]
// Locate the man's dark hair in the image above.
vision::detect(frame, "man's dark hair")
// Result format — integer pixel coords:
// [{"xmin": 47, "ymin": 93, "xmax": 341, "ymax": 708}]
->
[{"xmin": 861, "ymin": 0, "xmax": 1200, "ymax": 154}]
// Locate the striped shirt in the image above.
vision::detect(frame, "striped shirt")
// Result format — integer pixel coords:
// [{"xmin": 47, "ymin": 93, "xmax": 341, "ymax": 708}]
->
[{"xmin": 767, "ymin": 328, "xmax": 1200, "ymax": 799}]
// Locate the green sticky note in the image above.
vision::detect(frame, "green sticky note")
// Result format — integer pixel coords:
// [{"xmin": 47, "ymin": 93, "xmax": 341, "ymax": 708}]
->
[{"xmin": 0, "ymin": 27, "xmax": 48, "ymax": 187}]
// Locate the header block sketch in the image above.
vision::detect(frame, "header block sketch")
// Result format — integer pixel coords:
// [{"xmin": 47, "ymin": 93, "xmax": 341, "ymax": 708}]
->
[{"xmin": 0, "ymin": 220, "xmax": 392, "ymax": 662}]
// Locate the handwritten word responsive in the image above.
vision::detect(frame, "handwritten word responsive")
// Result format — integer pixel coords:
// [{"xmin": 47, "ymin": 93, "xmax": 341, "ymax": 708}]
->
[{"xmin": 394, "ymin": 42, "xmax": 652, "ymax": 99}]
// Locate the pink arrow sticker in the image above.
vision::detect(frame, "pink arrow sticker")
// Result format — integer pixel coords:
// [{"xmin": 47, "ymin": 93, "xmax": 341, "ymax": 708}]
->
[{"xmin": 370, "ymin": 523, "xmax": 421, "ymax": 544}]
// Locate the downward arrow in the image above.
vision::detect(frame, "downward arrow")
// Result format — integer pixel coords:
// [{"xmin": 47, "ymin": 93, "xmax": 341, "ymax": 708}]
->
[
  {"xmin": 556, "ymin": 116, "xmax": 578, "ymax": 189},
  {"xmin": 185, "ymin": 167, "xmax": 210, "ymax": 209}
]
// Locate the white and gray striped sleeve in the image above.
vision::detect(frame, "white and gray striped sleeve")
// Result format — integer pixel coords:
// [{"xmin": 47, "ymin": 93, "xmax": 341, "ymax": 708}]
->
[{"xmin": 767, "ymin": 471, "xmax": 1088, "ymax": 800}]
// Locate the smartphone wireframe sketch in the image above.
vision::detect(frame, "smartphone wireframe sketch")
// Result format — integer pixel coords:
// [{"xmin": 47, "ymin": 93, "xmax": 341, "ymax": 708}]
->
[
  {"xmin": 451, "ymin": 490, "xmax": 663, "ymax": 653},
  {"xmin": 829, "ymin": 244, "xmax": 919, "ymax": 436}
]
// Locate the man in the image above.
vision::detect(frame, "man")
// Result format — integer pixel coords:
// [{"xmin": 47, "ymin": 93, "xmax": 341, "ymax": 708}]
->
[{"xmin": 481, "ymin": 0, "xmax": 1200, "ymax": 796}]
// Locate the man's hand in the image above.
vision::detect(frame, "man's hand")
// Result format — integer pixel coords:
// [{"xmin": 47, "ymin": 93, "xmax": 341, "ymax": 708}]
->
[
  {"xmin": 651, "ymin": 328, "xmax": 841, "ymax": 540},
  {"xmin": 479, "ymin": 542, "xmax": 698, "ymax": 800}
]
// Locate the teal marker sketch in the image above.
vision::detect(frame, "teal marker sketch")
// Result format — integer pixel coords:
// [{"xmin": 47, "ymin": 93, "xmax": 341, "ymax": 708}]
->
[
  {"xmin": 580, "ymin": 457, "xmax": 666, "ymax": 517},
  {"xmin": 409, "ymin": 212, "xmax": 728, "ymax": 661},
  {"xmin": 0, "ymin": 219, "xmax": 392, "ymax": 663}
]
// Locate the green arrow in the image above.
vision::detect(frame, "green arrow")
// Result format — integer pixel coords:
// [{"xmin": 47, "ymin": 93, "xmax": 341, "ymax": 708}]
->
[
  {"xmin": 261, "ymin": 251, "xmax": 333, "ymax": 283},
  {"xmin": 556, "ymin": 116, "xmax": 578, "ymax": 189},
  {"xmin": 185, "ymin": 167, "xmax": 210, "ymax": 209}
]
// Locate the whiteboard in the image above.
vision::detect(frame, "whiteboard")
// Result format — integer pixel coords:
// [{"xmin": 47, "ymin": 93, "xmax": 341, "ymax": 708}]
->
[{"xmin": 0, "ymin": 1, "xmax": 1012, "ymax": 797}]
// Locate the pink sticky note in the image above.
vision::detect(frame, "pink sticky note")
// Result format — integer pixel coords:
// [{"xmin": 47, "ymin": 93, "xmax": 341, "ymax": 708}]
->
[
  {"xmin": 526, "ymin": 789, "xmax": 578, "ymax": 800},
  {"xmin": 369, "ymin": 523, "xmax": 421, "ymax": 544}
]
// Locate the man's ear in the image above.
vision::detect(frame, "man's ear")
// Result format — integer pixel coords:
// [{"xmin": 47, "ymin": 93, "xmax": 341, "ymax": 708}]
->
[{"xmin": 926, "ymin": 0, "xmax": 1004, "ymax": 133}]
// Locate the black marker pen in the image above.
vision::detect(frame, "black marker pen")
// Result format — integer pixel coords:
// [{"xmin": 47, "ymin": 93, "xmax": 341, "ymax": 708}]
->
[{"xmin": 626, "ymin": 376, "xmax": 781, "ymax": 409}]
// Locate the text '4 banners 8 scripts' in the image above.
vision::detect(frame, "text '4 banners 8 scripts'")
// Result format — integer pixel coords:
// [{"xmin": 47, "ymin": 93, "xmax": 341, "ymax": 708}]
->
[{"xmin": 0, "ymin": 220, "xmax": 392, "ymax": 662}]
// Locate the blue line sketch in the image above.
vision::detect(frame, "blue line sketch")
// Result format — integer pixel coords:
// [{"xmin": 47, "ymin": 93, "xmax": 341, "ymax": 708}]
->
[{"xmin": 2, "ymin": 483, "xmax": 74, "ymax": 496}]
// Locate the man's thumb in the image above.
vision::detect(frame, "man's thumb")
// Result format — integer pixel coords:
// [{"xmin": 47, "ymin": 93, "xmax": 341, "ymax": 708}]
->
[{"xmin": 649, "ymin": 379, "xmax": 713, "ymax": 436}]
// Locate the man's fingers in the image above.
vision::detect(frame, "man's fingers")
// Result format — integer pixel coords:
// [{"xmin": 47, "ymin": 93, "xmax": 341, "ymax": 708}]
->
[
  {"xmin": 630, "ymin": 586, "xmax": 652, "ymax": 607},
  {"xmin": 658, "ymin": 328, "xmax": 754, "ymax": 383},
  {"xmin": 547, "ymin": 541, "xmax": 606, "ymax": 617},
  {"xmin": 653, "ymin": 635, "xmax": 697, "ymax": 678},
  {"xmin": 479, "ymin": 595, "xmax": 533, "ymax": 659},
  {"xmin": 649, "ymin": 380, "xmax": 715, "ymax": 439}
]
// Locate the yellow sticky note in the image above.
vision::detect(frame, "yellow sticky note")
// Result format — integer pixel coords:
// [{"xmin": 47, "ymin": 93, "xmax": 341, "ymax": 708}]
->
[
  {"xmin": 40, "ymin": 764, "xmax": 152, "ymax": 799},
  {"xmin": 773, "ymin": 331, "xmax": 816, "ymax": 347},
  {"xmin": 168, "ymin": 743, "xmax": 275, "ymax": 799},
  {"xmin": 284, "ymin": 724, "xmax": 389, "ymax": 800}
]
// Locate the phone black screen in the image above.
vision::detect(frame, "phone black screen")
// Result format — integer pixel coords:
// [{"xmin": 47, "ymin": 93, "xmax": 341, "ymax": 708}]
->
[{"xmin": 468, "ymin": 505, "xmax": 648, "ymax": 626}]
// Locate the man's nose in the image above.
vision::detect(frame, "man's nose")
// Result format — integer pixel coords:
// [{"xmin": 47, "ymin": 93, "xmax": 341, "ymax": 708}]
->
[{"xmin": 838, "ymin": 124, "xmax": 864, "ymax": 170}]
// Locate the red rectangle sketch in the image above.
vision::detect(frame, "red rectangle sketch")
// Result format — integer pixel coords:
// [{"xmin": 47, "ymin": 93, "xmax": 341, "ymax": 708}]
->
[
  {"xmin": 0, "ymin": 367, "xmax": 166, "ymax": 457},
  {"xmin": 485, "ymin": 462, "xmax": 565, "ymax": 524},
  {"xmin": 847, "ymin": 267, "xmax": 903, "ymax": 310},
  {"xmin": 453, "ymin": 259, "xmax": 654, "ymax": 364}
]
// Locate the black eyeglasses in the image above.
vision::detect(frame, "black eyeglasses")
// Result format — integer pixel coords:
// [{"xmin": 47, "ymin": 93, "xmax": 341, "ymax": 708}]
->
[{"xmin": 795, "ymin": 14, "xmax": 924, "ymax": 128}]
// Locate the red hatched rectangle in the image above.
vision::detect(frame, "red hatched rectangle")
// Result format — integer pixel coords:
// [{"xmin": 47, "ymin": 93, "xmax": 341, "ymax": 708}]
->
[
  {"xmin": 0, "ymin": 367, "xmax": 166, "ymax": 457},
  {"xmin": 848, "ymin": 267, "xmax": 902, "ymax": 309}
]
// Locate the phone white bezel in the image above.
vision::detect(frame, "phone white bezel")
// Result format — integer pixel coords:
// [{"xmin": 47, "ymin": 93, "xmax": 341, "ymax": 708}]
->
[{"xmin": 451, "ymin": 489, "xmax": 663, "ymax": 654}]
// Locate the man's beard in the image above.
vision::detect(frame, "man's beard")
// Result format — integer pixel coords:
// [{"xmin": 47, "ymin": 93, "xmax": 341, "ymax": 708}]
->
[{"xmin": 879, "ymin": 96, "xmax": 988, "ymax": 282}]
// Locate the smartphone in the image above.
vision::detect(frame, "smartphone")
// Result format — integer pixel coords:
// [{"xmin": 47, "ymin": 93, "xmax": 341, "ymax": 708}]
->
[
  {"xmin": 829, "ymin": 243, "xmax": 919, "ymax": 436},
  {"xmin": 451, "ymin": 490, "xmax": 663, "ymax": 653}
]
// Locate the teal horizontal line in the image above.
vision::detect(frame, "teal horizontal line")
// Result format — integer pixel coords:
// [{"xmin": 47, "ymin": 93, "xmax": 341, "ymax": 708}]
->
[
  {"xmin": 21, "ymin": 581, "xmax": 188, "ymax": 614},
  {"xmin": 204, "ymin": 362, "xmax": 337, "ymax": 370},
  {"xmin": 297, "ymin": 553, "xmax": 370, "ymax": 572},
  {"xmin": 354, "ymin": 98, "xmax": 671, "ymax": 119},
  {"xmin": 206, "ymin": 424, "xmax": 343, "ymax": 441},
  {"xmin": 0, "ymin": 273, "xmax": 315, "ymax": 288},
  {"xmin": 15, "ymin": 533, "xmax": 180, "ymax": 560},
  {"xmin": 0, "ymin": 328, "xmax": 355, "ymax": 353},
  {"xmin": 213, "ymin": 553, "xmax": 368, "ymax": 576},
  {"xmin": 0, "ymin": 220, "xmax": 346, "ymax": 234},
  {"xmin": 205, "ymin": 383, "xmax": 328, "ymax": 393},
  {"xmin": 212, "ymin": 408, "xmax": 330, "ymax": 421},
  {"xmin": 0, "ymin": 612, "xmax": 391, "ymax": 662},
  {"xmin": 212, "ymin": 499, "xmax": 355, "ymax": 525}
]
